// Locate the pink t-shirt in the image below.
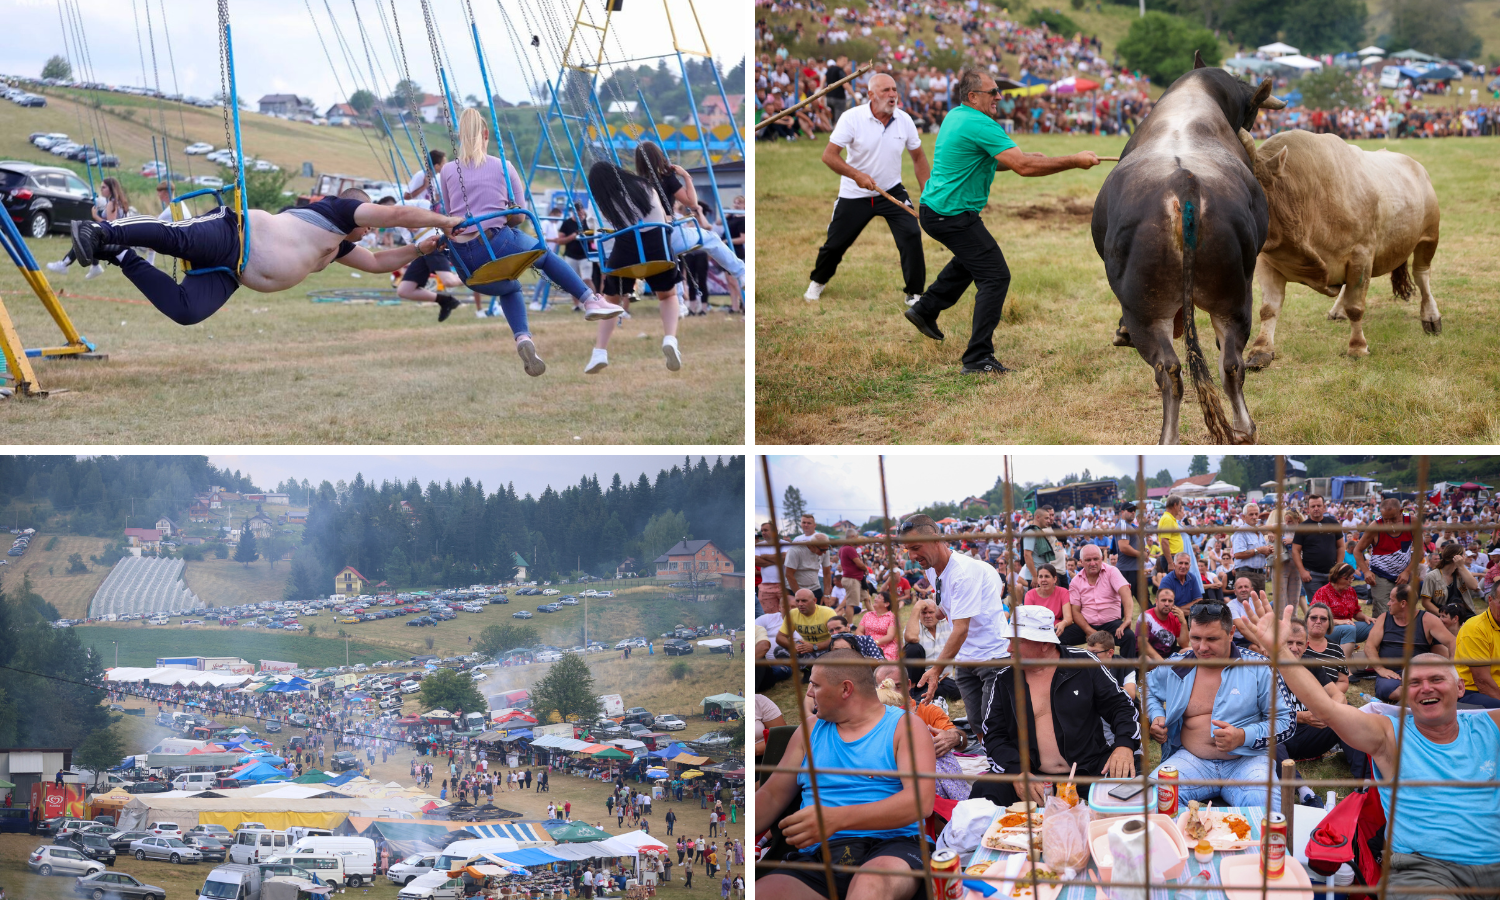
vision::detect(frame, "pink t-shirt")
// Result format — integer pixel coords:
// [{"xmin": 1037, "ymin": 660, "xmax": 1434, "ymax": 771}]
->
[
  {"xmin": 438, "ymin": 155, "xmax": 526, "ymax": 232},
  {"xmin": 860, "ymin": 610, "xmax": 899, "ymax": 660},
  {"xmin": 1024, "ymin": 586, "xmax": 1068, "ymax": 624},
  {"xmin": 1068, "ymin": 563, "xmax": 1130, "ymax": 626}
]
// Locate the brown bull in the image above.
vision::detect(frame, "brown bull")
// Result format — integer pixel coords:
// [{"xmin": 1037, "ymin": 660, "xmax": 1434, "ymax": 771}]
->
[{"xmin": 1237, "ymin": 129, "xmax": 1441, "ymax": 367}]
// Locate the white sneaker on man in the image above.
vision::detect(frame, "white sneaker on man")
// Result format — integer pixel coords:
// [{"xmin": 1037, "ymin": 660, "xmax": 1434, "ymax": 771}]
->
[
  {"xmin": 661, "ymin": 335, "xmax": 682, "ymax": 372},
  {"xmin": 85, "ymin": 264, "xmax": 104, "ymax": 280},
  {"xmin": 804, "ymin": 281, "xmax": 825, "ymax": 302},
  {"xmin": 584, "ymin": 348, "xmax": 609, "ymax": 374},
  {"xmin": 906, "ymin": 294, "xmax": 922, "ymax": 307},
  {"xmin": 46, "ymin": 260, "xmax": 68, "ymax": 274}
]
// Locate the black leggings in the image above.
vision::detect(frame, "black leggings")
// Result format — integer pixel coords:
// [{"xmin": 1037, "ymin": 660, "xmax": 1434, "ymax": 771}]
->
[{"xmin": 100, "ymin": 208, "xmax": 242, "ymax": 325}]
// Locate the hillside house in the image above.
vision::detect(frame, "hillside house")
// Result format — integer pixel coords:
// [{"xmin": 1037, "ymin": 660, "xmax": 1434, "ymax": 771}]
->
[
  {"xmin": 417, "ymin": 93, "xmax": 448, "ymax": 123},
  {"xmin": 512, "ymin": 553, "xmax": 529, "ymax": 581},
  {"xmin": 124, "ymin": 528, "xmax": 162, "ymax": 550},
  {"xmin": 258, "ymin": 94, "xmax": 314, "ymax": 116},
  {"xmin": 187, "ymin": 504, "xmax": 214, "ymax": 523},
  {"xmin": 245, "ymin": 513, "xmax": 274, "ymax": 539},
  {"xmin": 654, "ymin": 539, "xmax": 734, "ymax": 580},
  {"xmin": 264, "ymin": 493, "xmax": 290, "ymax": 505},
  {"xmin": 699, "ymin": 94, "xmax": 743, "ymax": 127},
  {"xmin": 154, "ymin": 516, "xmax": 179, "ymax": 536},
  {"xmin": 335, "ymin": 566, "xmax": 368, "ymax": 595}
]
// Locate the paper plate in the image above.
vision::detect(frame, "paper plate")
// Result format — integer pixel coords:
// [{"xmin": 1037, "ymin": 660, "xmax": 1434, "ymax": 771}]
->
[{"xmin": 1219, "ymin": 854, "xmax": 1314, "ymax": 900}]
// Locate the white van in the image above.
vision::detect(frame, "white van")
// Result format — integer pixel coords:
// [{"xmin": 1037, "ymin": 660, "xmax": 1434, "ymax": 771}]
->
[
  {"xmin": 265, "ymin": 851, "xmax": 348, "ymax": 886},
  {"xmin": 173, "ymin": 772, "xmax": 217, "ymax": 791},
  {"xmin": 396, "ymin": 871, "xmax": 464, "ymax": 900},
  {"xmin": 284, "ymin": 827, "xmax": 333, "ymax": 843},
  {"xmin": 288, "ymin": 836, "xmax": 376, "ymax": 884},
  {"xmin": 229, "ymin": 830, "xmax": 290, "ymax": 864},
  {"xmin": 386, "ymin": 852, "xmax": 438, "ymax": 885},
  {"xmin": 151, "ymin": 615, "xmax": 170, "ymax": 625}
]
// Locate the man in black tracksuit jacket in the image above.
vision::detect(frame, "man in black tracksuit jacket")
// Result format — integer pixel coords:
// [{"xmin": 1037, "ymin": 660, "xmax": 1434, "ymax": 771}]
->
[{"xmin": 976, "ymin": 605, "xmax": 1141, "ymax": 806}]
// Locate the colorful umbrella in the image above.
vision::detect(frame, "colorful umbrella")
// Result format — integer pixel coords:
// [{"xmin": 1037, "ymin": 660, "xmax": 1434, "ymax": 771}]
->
[{"xmin": 1050, "ymin": 76, "xmax": 1100, "ymax": 94}]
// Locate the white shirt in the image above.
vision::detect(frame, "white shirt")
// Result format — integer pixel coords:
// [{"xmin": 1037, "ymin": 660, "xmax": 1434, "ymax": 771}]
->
[
  {"xmin": 828, "ymin": 103, "xmax": 922, "ymax": 200},
  {"xmin": 754, "ymin": 612, "xmax": 783, "ymax": 658},
  {"xmin": 914, "ymin": 616, "xmax": 955, "ymax": 679},
  {"xmin": 926, "ymin": 550, "xmax": 1010, "ymax": 660}
]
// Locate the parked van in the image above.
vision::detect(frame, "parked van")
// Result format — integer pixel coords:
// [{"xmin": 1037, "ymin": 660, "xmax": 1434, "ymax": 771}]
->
[
  {"xmin": 229, "ymin": 830, "xmax": 290, "ymax": 864},
  {"xmin": 150, "ymin": 615, "xmax": 170, "ymax": 625},
  {"xmin": 396, "ymin": 871, "xmax": 464, "ymax": 900},
  {"xmin": 284, "ymin": 827, "xmax": 332, "ymax": 843},
  {"xmin": 386, "ymin": 852, "xmax": 438, "ymax": 885},
  {"xmin": 198, "ymin": 863, "xmax": 263, "ymax": 900},
  {"xmin": 173, "ymin": 772, "xmax": 217, "ymax": 791},
  {"xmin": 288, "ymin": 836, "xmax": 375, "ymax": 884},
  {"xmin": 264, "ymin": 851, "xmax": 347, "ymax": 886}
]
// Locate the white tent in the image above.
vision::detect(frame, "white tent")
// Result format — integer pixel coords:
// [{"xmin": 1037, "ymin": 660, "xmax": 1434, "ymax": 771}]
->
[
  {"xmin": 1258, "ymin": 41, "xmax": 1299, "ymax": 56},
  {"xmin": 1361, "ymin": 56, "xmax": 1385, "ymax": 66},
  {"xmin": 1274, "ymin": 54, "xmax": 1324, "ymax": 71},
  {"xmin": 1201, "ymin": 481, "xmax": 1242, "ymax": 496},
  {"xmin": 696, "ymin": 638, "xmax": 731, "ymax": 648},
  {"xmin": 1357, "ymin": 46, "xmax": 1385, "ymax": 56},
  {"xmin": 1172, "ymin": 482, "xmax": 1208, "ymax": 495}
]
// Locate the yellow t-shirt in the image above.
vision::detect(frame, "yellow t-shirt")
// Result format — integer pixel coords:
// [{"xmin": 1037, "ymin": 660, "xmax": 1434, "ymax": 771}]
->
[
  {"xmin": 780, "ymin": 605, "xmax": 836, "ymax": 647},
  {"xmin": 1455, "ymin": 608, "xmax": 1500, "ymax": 693},
  {"xmin": 1159, "ymin": 511, "xmax": 1184, "ymax": 557}
]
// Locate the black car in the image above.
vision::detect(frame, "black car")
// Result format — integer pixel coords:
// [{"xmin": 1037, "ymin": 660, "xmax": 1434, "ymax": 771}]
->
[
  {"xmin": 106, "ymin": 831, "xmax": 153, "ymax": 852},
  {"xmin": 70, "ymin": 833, "xmax": 117, "ymax": 865},
  {"xmin": 329, "ymin": 751, "xmax": 360, "ymax": 772},
  {"xmin": 125, "ymin": 781, "xmax": 169, "ymax": 794},
  {"xmin": 621, "ymin": 707, "xmax": 653, "ymax": 726},
  {"xmin": 662, "ymin": 639, "xmax": 693, "ymax": 656},
  {"xmin": 488, "ymin": 596, "xmax": 508, "ymax": 604},
  {"xmin": 181, "ymin": 835, "xmax": 226, "ymax": 862},
  {"xmin": 265, "ymin": 720, "xmax": 282, "ymax": 733},
  {"xmin": 1, "ymin": 161, "xmax": 97, "ymax": 238}
]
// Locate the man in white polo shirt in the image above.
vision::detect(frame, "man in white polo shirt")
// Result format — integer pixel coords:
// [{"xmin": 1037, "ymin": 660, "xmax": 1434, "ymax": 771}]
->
[
  {"xmin": 805, "ymin": 71, "xmax": 930, "ymax": 307},
  {"xmin": 901, "ymin": 514, "xmax": 1010, "ymax": 738}
]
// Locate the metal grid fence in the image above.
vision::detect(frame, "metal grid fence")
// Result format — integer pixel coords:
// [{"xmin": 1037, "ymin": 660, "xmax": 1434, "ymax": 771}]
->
[{"xmin": 754, "ymin": 455, "xmax": 1500, "ymax": 899}]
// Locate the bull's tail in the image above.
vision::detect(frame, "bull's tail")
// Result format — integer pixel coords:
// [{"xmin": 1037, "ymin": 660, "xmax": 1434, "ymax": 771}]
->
[
  {"xmin": 1173, "ymin": 170, "xmax": 1234, "ymax": 445},
  {"xmin": 1391, "ymin": 260, "xmax": 1414, "ymax": 301}
]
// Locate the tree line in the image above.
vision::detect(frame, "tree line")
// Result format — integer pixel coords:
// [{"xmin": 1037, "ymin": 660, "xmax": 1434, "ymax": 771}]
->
[{"xmin": 283, "ymin": 456, "xmax": 744, "ymax": 600}]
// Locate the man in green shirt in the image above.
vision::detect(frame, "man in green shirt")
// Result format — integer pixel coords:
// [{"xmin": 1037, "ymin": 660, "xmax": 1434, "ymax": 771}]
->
[{"xmin": 904, "ymin": 69, "xmax": 1099, "ymax": 374}]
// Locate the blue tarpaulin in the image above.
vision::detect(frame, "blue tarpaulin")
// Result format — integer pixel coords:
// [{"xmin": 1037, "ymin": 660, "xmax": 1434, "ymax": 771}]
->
[
  {"xmin": 233, "ymin": 761, "xmax": 289, "ymax": 783},
  {"xmin": 323, "ymin": 770, "xmax": 360, "ymax": 787},
  {"xmin": 495, "ymin": 849, "xmax": 561, "ymax": 867}
]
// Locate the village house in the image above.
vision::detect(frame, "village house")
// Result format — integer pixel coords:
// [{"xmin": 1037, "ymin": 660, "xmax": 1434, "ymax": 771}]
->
[{"xmin": 654, "ymin": 539, "xmax": 734, "ymax": 580}]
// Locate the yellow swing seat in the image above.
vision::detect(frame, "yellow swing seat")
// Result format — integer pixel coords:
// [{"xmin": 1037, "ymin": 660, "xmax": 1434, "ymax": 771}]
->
[
  {"xmin": 466, "ymin": 249, "xmax": 547, "ymax": 285},
  {"xmin": 606, "ymin": 259, "xmax": 676, "ymax": 279}
]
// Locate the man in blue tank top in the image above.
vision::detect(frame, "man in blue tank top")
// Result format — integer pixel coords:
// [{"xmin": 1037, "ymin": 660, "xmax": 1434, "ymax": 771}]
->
[
  {"xmin": 1239, "ymin": 598, "xmax": 1500, "ymax": 893},
  {"xmin": 755, "ymin": 649, "xmax": 936, "ymax": 900}
]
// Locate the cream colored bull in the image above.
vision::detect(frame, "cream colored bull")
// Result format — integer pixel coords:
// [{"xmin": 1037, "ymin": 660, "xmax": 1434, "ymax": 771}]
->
[{"xmin": 1236, "ymin": 129, "xmax": 1441, "ymax": 366}]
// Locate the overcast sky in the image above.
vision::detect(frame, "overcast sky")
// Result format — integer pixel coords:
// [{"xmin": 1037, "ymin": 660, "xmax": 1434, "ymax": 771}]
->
[
  {"xmin": 208, "ymin": 454, "xmax": 720, "ymax": 497},
  {"xmin": 755, "ymin": 455, "xmax": 1232, "ymax": 523},
  {"xmin": 8, "ymin": 0, "xmax": 745, "ymax": 111}
]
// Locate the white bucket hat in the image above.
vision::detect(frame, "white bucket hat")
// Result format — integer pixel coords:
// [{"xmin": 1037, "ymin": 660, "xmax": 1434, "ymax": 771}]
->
[{"xmin": 1012, "ymin": 604, "xmax": 1060, "ymax": 644}]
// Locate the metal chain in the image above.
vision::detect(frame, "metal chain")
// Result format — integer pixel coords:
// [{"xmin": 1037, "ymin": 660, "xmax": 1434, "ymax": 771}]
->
[
  {"xmin": 418, "ymin": 0, "xmax": 476, "ymax": 224},
  {"xmin": 304, "ymin": 0, "xmax": 398, "ymax": 186},
  {"xmin": 155, "ymin": 0, "xmax": 195, "ymax": 178},
  {"xmin": 217, "ymin": 0, "xmax": 235, "ymax": 161},
  {"xmin": 387, "ymin": 0, "xmax": 441, "ymax": 212}
]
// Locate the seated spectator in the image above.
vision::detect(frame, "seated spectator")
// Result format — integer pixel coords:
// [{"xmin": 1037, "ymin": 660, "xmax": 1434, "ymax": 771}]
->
[
  {"xmin": 1438, "ymin": 602, "xmax": 1470, "ymax": 638},
  {"xmin": 827, "ymin": 618, "xmax": 886, "ymax": 660},
  {"xmin": 875, "ymin": 666, "xmax": 970, "ymax": 800},
  {"xmin": 1023, "ymin": 564, "xmax": 1076, "ymax": 636},
  {"xmin": 755, "ymin": 622, "xmax": 790, "ymax": 688},
  {"xmin": 1275, "ymin": 617, "xmax": 1368, "ymax": 801},
  {"xmin": 754, "ymin": 692, "xmax": 787, "ymax": 758},
  {"xmin": 1060, "ymin": 544, "xmax": 1138, "ymax": 657},
  {"xmin": 1085, "ymin": 630, "xmax": 1138, "ymax": 701},
  {"xmin": 754, "ymin": 650, "xmax": 935, "ymax": 900},
  {"xmin": 978, "ymin": 606, "xmax": 1139, "ymax": 806},
  {"xmin": 1158, "ymin": 552, "xmax": 1204, "ymax": 628},
  {"xmin": 1238, "ymin": 599, "xmax": 1500, "ymax": 896},
  {"xmin": 1137, "ymin": 586, "xmax": 1183, "ymax": 661},
  {"xmin": 776, "ymin": 589, "xmax": 837, "ymax": 676},
  {"xmin": 1365, "ymin": 585, "xmax": 1456, "ymax": 703},
  {"xmin": 856, "ymin": 591, "xmax": 901, "ymax": 660},
  {"xmin": 1420, "ymin": 541, "xmax": 1481, "ymax": 617},
  {"xmin": 901, "ymin": 599, "xmax": 960, "ymax": 702},
  {"xmin": 1146, "ymin": 602, "xmax": 1293, "ymax": 813},
  {"xmin": 1313, "ymin": 563, "xmax": 1373, "ymax": 659},
  {"xmin": 1453, "ymin": 588, "xmax": 1500, "ymax": 709}
]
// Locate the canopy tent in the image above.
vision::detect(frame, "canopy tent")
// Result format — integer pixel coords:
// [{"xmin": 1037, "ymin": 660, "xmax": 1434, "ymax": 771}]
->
[
  {"xmin": 702, "ymin": 693, "xmax": 744, "ymax": 714},
  {"xmin": 1257, "ymin": 41, "xmax": 1299, "ymax": 56},
  {"xmin": 1001, "ymin": 84, "xmax": 1049, "ymax": 97},
  {"xmin": 230, "ymin": 761, "xmax": 289, "ymax": 784},
  {"xmin": 147, "ymin": 752, "xmax": 243, "ymax": 768},
  {"xmin": 1389, "ymin": 48, "xmax": 1442, "ymax": 61},
  {"xmin": 292, "ymin": 770, "xmax": 333, "ymax": 784},
  {"xmin": 490, "ymin": 848, "xmax": 561, "ymax": 867},
  {"xmin": 696, "ymin": 638, "xmax": 731, "ymax": 648},
  {"xmin": 1361, "ymin": 56, "xmax": 1385, "ymax": 66},
  {"xmin": 1357, "ymin": 45, "xmax": 1385, "ymax": 56},
  {"xmin": 1418, "ymin": 66, "xmax": 1460, "ymax": 81},
  {"xmin": 338, "ymin": 817, "xmax": 476, "ymax": 855},
  {"xmin": 590, "ymin": 747, "xmax": 631, "ymax": 760},
  {"xmin": 1200, "ymin": 481, "xmax": 1241, "ymax": 496},
  {"xmin": 105, "ymin": 667, "xmax": 253, "ymax": 687},
  {"xmin": 548, "ymin": 821, "xmax": 615, "ymax": 843},
  {"xmin": 1224, "ymin": 57, "xmax": 1286, "ymax": 75},
  {"xmin": 463, "ymin": 822, "xmax": 554, "ymax": 847},
  {"xmin": 610, "ymin": 830, "xmax": 668, "ymax": 853},
  {"xmin": 1273, "ymin": 54, "xmax": 1324, "ymax": 70},
  {"xmin": 116, "ymin": 794, "xmax": 414, "ymax": 832}
]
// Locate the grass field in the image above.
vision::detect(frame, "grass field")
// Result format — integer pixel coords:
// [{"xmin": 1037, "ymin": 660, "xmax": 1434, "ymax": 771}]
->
[
  {"xmin": 0, "ymin": 95, "xmax": 746, "ymax": 444},
  {"xmin": 754, "ymin": 133, "xmax": 1500, "ymax": 444},
  {"xmin": 1, "ymin": 533, "xmax": 114, "ymax": 614}
]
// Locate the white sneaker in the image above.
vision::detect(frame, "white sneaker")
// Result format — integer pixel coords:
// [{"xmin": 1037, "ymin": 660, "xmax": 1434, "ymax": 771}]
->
[
  {"xmin": 516, "ymin": 338, "xmax": 546, "ymax": 377},
  {"xmin": 46, "ymin": 260, "xmax": 68, "ymax": 273},
  {"xmin": 906, "ymin": 294, "xmax": 922, "ymax": 307},
  {"xmin": 804, "ymin": 281, "xmax": 825, "ymax": 302},
  {"xmin": 85, "ymin": 264, "xmax": 104, "ymax": 280},
  {"xmin": 475, "ymin": 309, "xmax": 489, "ymax": 318},
  {"xmin": 619, "ymin": 310, "xmax": 632, "ymax": 320},
  {"xmin": 584, "ymin": 348, "xmax": 609, "ymax": 375},
  {"xmin": 581, "ymin": 295, "xmax": 625, "ymax": 321},
  {"xmin": 662, "ymin": 335, "xmax": 682, "ymax": 372},
  {"xmin": 528, "ymin": 301, "xmax": 543, "ymax": 311}
]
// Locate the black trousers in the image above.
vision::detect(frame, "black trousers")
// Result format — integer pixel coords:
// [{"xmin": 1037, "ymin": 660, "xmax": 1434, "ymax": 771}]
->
[
  {"xmin": 101, "ymin": 208, "xmax": 242, "ymax": 325},
  {"xmin": 913, "ymin": 206, "xmax": 1012, "ymax": 366},
  {"xmin": 1058, "ymin": 619, "xmax": 1138, "ymax": 658},
  {"xmin": 810, "ymin": 183, "xmax": 925, "ymax": 296},
  {"xmin": 681, "ymin": 250, "xmax": 710, "ymax": 305},
  {"xmin": 1276, "ymin": 721, "xmax": 1370, "ymax": 779}
]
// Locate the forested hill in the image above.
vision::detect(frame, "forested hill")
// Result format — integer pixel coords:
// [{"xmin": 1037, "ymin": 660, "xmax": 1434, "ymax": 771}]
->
[
  {"xmin": 284, "ymin": 456, "xmax": 745, "ymax": 598},
  {"xmin": 0, "ymin": 456, "xmax": 258, "ymax": 535}
]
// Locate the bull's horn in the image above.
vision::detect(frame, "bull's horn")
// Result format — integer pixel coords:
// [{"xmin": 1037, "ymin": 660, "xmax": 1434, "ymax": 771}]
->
[
  {"xmin": 1260, "ymin": 95, "xmax": 1287, "ymax": 109},
  {"xmin": 1193, "ymin": 50, "xmax": 1207, "ymax": 69}
]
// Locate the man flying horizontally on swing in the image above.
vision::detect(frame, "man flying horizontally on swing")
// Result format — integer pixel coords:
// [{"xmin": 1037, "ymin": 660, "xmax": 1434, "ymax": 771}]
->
[{"xmin": 67, "ymin": 188, "xmax": 465, "ymax": 326}]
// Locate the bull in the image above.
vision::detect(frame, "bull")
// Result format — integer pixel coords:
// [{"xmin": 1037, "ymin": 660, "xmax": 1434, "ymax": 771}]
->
[
  {"xmin": 1092, "ymin": 53, "xmax": 1284, "ymax": 445},
  {"xmin": 1236, "ymin": 129, "xmax": 1441, "ymax": 367}
]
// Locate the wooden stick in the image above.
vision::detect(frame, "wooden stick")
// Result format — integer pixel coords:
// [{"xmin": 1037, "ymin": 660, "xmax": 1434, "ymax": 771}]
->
[
  {"xmin": 874, "ymin": 185, "xmax": 919, "ymax": 218},
  {"xmin": 1096, "ymin": 155, "xmax": 1121, "ymax": 161},
  {"xmin": 755, "ymin": 63, "xmax": 873, "ymax": 131}
]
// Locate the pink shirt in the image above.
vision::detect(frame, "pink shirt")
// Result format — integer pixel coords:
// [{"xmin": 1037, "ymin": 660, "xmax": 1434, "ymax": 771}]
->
[
  {"xmin": 1067, "ymin": 563, "xmax": 1130, "ymax": 626},
  {"xmin": 1024, "ymin": 586, "xmax": 1068, "ymax": 624},
  {"xmin": 859, "ymin": 610, "xmax": 899, "ymax": 660},
  {"xmin": 438, "ymin": 155, "xmax": 526, "ymax": 232}
]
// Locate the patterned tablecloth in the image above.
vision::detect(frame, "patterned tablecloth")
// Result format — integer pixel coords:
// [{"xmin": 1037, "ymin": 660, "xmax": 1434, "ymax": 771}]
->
[{"xmin": 964, "ymin": 805, "xmax": 1279, "ymax": 900}]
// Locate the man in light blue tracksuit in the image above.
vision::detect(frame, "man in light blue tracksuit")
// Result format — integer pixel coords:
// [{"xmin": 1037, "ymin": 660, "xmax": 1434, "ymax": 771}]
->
[{"xmin": 1146, "ymin": 603, "xmax": 1295, "ymax": 811}]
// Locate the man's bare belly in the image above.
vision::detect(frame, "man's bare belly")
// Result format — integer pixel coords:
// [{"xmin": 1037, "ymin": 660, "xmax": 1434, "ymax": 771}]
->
[
  {"xmin": 238, "ymin": 209, "xmax": 348, "ymax": 293},
  {"xmin": 1181, "ymin": 713, "xmax": 1235, "ymax": 760}
]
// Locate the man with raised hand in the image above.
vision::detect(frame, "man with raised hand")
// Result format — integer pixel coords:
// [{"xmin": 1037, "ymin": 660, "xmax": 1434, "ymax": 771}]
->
[
  {"xmin": 1238, "ymin": 597, "xmax": 1500, "ymax": 892},
  {"xmin": 754, "ymin": 649, "xmax": 935, "ymax": 900}
]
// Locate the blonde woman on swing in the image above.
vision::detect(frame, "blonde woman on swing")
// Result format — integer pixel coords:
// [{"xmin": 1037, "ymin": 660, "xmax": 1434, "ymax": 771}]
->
[{"xmin": 439, "ymin": 108, "xmax": 624, "ymax": 376}]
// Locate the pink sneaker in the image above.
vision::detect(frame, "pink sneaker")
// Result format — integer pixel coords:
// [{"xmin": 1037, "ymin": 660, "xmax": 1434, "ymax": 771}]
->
[{"xmin": 580, "ymin": 295, "xmax": 624, "ymax": 321}]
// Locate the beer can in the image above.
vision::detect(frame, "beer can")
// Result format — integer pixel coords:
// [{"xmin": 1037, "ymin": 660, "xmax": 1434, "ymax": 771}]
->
[
  {"xmin": 930, "ymin": 849, "xmax": 964, "ymax": 900},
  {"xmin": 1156, "ymin": 766, "xmax": 1179, "ymax": 816},
  {"xmin": 1262, "ymin": 813, "xmax": 1287, "ymax": 879}
]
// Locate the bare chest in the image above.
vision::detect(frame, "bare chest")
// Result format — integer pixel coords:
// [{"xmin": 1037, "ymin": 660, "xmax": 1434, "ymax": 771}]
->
[{"xmin": 1187, "ymin": 668, "xmax": 1222, "ymax": 717}]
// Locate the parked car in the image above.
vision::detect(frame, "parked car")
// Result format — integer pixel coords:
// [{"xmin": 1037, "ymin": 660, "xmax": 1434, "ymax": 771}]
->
[
  {"xmin": 29, "ymin": 846, "xmax": 105, "ymax": 877},
  {"xmin": 125, "ymin": 781, "xmax": 169, "ymax": 794},
  {"xmin": 621, "ymin": 707, "xmax": 653, "ymax": 726},
  {"xmin": 106, "ymin": 831, "xmax": 153, "ymax": 851},
  {"xmin": 511, "ymin": 610, "xmax": 533, "ymax": 619},
  {"xmin": 1, "ymin": 161, "xmax": 97, "ymax": 238},
  {"xmin": 652, "ymin": 714, "xmax": 686, "ymax": 731},
  {"xmin": 625, "ymin": 723, "xmax": 652, "ymax": 738},
  {"xmin": 265, "ymin": 720, "xmax": 282, "ymax": 733},
  {"xmin": 184, "ymin": 142, "xmax": 215, "ymax": 155},
  {"xmin": 130, "ymin": 835, "xmax": 202, "ymax": 864},
  {"xmin": 147, "ymin": 822, "xmax": 182, "ymax": 837},
  {"xmin": 690, "ymin": 731, "xmax": 733, "ymax": 752},
  {"xmin": 187, "ymin": 824, "xmax": 232, "ymax": 838},
  {"xmin": 329, "ymin": 751, "xmax": 361, "ymax": 773},
  {"xmin": 72, "ymin": 871, "xmax": 165, "ymax": 900},
  {"xmin": 182, "ymin": 835, "xmax": 227, "ymax": 862},
  {"xmin": 662, "ymin": 639, "xmax": 693, "ymax": 656}
]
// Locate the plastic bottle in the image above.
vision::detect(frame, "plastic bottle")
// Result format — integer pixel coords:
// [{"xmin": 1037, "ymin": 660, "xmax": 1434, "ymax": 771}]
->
[{"xmin": 1357, "ymin": 693, "xmax": 1378, "ymax": 705}]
